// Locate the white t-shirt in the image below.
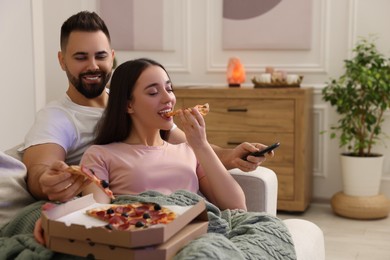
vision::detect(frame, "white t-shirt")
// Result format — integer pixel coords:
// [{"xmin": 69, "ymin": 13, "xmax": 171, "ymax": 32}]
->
[{"xmin": 22, "ymin": 94, "xmax": 104, "ymax": 165}]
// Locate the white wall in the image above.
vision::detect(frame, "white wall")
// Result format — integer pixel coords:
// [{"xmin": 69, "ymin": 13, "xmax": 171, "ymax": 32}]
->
[
  {"xmin": 2, "ymin": 0, "xmax": 390, "ymax": 201},
  {"xmin": 0, "ymin": 0, "xmax": 35, "ymax": 151}
]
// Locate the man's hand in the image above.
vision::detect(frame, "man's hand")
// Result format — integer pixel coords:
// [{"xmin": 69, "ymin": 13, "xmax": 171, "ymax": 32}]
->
[
  {"xmin": 23, "ymin": 143, "xmax": 89, "ymax": 201},
  {"xmin": 213, "ymin": 142, "xmax": 274, "ymax": 172},
  {"xmin": 39, "ymin": 161, "xmax": 89, "ymax": 202}
]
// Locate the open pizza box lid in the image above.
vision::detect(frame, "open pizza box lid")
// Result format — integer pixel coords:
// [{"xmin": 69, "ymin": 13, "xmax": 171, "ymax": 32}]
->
[{"xmin": 41, "ymin": 194, "xmax": 208, "ymax": 249}]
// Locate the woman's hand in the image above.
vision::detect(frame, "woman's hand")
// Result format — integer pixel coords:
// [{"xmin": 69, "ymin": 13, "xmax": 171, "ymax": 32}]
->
[
  {"xmin": 176, "ymin": 108, "xmax": 274, "ymax": 172},
  {"xmin": 177, "ymin": 108, "xmax": 208, "ymax": 149},
  {"xmin": 33, "ymin": 218, "xmax": 45, "ymax": 245}
]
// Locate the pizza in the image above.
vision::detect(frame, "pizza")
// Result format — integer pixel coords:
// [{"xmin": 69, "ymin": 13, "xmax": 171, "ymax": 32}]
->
[
  {"xmin": 165, "ymin": 103, "xmax": 210, "ymax": 117},
  {"xmin": 86, "ymin": 202, "xmax": 177, "ymax": 231},
  {"xmin": 66, "ymin": 165, "xmax": 115, "ymax": 200}
]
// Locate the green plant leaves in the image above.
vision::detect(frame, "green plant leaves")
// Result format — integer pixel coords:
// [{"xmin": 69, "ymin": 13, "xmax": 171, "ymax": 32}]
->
[{"xmin": 322, "ymin": 37, "xmax": 390, "ymax": 156}]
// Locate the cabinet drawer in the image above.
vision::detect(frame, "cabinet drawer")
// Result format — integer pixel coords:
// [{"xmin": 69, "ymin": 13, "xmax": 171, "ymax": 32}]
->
[
  {"xmin": 278, "ymin": 175, "xmax": 294, "ymax": 200},
  {"xmin": 179, "ymin": 98, "xmax": 295, "ymax": 132}
]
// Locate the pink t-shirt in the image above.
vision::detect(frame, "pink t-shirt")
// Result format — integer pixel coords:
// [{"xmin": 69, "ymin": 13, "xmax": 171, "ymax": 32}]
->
[{"xmin": 80, "ymin": 142, "xmax": 205, "ymax": 195}]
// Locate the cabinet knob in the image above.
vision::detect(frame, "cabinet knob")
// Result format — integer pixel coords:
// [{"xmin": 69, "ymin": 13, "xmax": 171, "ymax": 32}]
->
[
  {"xmin": 227, "ymin": 108, "xmax": 248, "ymax": 112},
  {"xmin": 227, "ymin": 141, "xmax": 243, "ymax": 146}
]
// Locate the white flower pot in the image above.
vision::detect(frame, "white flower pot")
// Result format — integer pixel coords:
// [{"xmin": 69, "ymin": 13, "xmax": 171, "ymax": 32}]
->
[{"xmin": 341, "ymin": 154, "xmax": 384, "ymax": 196}]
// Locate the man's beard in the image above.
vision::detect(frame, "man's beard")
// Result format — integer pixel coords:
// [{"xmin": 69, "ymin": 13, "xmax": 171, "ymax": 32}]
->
[{"xmin": 67, "ymin": 70, "xmax": 111, "ymax": 99}]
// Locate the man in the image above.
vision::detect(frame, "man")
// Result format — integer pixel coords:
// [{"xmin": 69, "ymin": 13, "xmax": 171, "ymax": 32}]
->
[{"xmin": 22, "ymin": 11, "xmax": 268, "ymax": 202}]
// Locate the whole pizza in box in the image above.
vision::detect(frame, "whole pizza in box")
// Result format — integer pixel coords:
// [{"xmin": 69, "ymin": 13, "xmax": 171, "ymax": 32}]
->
[
  {"xmin": 86, "ymin": 202, "xmax": 177, "ymax": 231},
  {"xmin": 41, "ymin": 194, "xmax": 208, "ymax": 249}
]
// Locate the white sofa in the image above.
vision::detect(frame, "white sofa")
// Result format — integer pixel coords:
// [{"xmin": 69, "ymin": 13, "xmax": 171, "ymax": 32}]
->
[
  {"xmin": 230, "ymin": 167, "xmax": 325, "ymax": 260},
  {"xmin": 3, "ymin": 146, "xmax": 325, "ymax": 259}
]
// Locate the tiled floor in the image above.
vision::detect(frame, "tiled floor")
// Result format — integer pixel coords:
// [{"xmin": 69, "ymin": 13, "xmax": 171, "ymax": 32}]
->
[{"xmin": 277, "ymin": 203, "xmax": 390, "ymax": 260}]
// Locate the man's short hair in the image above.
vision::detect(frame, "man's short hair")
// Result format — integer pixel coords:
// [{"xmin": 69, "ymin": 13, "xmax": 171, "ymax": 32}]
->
[{"xmin": 60, "ymin": 11, "xmax": 111, "ymax": 51}]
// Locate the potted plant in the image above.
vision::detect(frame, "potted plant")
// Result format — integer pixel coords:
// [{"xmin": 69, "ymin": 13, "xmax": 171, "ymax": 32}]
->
[{"xmin": 322, "ymin": 37, "xmax": 390, "ymax": 199}]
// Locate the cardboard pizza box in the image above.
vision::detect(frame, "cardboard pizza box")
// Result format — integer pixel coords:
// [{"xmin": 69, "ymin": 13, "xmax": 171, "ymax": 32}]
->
[
  {"xmin": 48, "ymin": 221, "xmax": 208, "ymax": 260},
  {"xmin": 41, "ymin": 194, "xmax": 208, "ymax": 250}
]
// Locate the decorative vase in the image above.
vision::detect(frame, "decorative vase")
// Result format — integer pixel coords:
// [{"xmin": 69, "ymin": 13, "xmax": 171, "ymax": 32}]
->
[{"xmin": 340, "ymin": 154, "xmax": 384, "ymax": 196}]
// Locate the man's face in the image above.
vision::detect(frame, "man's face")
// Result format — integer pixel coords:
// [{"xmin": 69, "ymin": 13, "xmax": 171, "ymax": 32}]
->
[{"xmin": 59, "ymin": 31, "xmax": 114, "ymax": 98}]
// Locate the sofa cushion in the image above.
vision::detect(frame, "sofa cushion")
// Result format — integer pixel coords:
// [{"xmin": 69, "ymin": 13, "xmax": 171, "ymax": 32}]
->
[
  {"xmin": 283, "ymin": 219, "xmax": 325, "ymax": 260},
  {"xmin": 0, "ymin": 151, "xmax": 35, "ymax": 226}
]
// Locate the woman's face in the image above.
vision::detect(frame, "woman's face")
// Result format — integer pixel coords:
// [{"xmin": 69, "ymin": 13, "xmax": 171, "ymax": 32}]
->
[{"xmin": 128, "ymin": 65, "xmax": 176, "ymax": 131}]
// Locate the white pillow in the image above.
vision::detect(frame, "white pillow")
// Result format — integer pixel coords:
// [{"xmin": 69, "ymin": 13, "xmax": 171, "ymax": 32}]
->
[{"xmin": 0, "ymin": 150, "xmax": 35, "ymax": 226}]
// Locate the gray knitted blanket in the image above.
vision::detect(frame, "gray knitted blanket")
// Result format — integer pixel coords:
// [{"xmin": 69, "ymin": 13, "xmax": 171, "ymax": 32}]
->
[{"xmin": 0, "ymin": 190, "xmax": 296, "ymax": 260}]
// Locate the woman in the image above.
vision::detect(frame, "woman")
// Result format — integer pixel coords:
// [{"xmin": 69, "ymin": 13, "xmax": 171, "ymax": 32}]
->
[{"xmin": 80, "ymin": 58, "xmax": 246, "ymax": 210}]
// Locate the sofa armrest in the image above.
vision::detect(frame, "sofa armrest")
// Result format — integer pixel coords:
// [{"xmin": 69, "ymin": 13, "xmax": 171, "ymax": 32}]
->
[
  {"xmin": 283, "ymin": 219, "xmax": 325, "ymax": 260},
  {"xmin": 229, "ymin": 166, "xmax": 278, "ymax": 215}
]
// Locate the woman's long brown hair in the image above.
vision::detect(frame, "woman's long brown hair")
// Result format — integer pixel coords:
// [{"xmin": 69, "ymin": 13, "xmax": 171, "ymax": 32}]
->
[{"xmin": 94, "ymin": 58, "xmax": 171, "ymax": 145}]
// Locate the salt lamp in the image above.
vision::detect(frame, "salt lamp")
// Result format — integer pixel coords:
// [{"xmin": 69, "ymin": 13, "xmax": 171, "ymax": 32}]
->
[{"xmin": 226, "ymin": 57, "xmax": 246, "ymax": 87}]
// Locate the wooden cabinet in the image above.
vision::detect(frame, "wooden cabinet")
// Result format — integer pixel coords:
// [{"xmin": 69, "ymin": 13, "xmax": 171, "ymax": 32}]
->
[{"xmin": 173, "ymin": 87, "xmax": 313, "ymax": 212}]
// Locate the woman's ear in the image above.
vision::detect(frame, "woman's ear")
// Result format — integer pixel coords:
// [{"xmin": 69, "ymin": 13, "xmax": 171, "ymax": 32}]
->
[{"xmin": 127, "ymin": 101, "xmax": 135, "ymax": 114}]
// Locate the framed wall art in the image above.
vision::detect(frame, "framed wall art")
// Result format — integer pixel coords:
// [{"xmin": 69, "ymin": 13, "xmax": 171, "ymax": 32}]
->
[{"xmin": 222, "ymin": 0, "xmax": 313, "ymax": 50}]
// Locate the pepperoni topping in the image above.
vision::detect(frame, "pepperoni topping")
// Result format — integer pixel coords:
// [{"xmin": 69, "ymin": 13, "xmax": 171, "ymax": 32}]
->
[
  {"xmin": 108, "ymin": 215, "xmax": 126, "ymax": 225},
  {"xmin": 134, "ymin": 207, "xmax": 148, "ymax": 216},
  {"xmin": 118, "ymin": 222, "xmax": 131, "ymax": 231}
]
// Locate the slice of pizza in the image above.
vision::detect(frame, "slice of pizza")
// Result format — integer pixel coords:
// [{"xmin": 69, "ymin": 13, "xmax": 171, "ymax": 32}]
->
[
  {"xmin": 66, "ymin": 165, "xmax": 115, "ymax": 199},
  {"xmin": 165, "ymin": 103, "xmax": 210, "ymax": 117},
  {"xmin": 86, "ymin": 202, "xmax": 177, "ymax": 231}
]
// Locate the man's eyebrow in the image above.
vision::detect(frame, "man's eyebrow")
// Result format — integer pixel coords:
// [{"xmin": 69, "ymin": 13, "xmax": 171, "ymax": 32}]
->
[
  {"xmin": 95, "ymin": 50, "xmax": 109, "ymax": 56},
  {"xmin": 72, "ymin": 52, "xmax": 88, "ymax": 57},
  {"xmin": 72, "ymin": 51, "xmax": 108, "ymax": 57}
]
